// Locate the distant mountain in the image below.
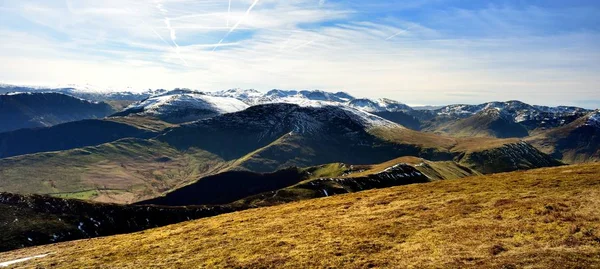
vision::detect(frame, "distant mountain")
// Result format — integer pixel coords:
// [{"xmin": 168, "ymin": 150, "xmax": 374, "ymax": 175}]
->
[
  {"xmin": 0, "ymin": 104, "xmax": 560, "ymax": 204},
  {"xmin": 0, "ymin": 92, "xmax": 115, "ymax": 133},
  {"xmin": 347, "ymin": 98, "xmax": 412, "ymax": 112},
  {"xmin": 0, "ymin": 83, "xmax": 164, "ymax": 102},
  {"xmin": 113, "ymin": 89, "xmax": 249, "ymax": 123},
  {"xmin": 210, "ymin": 89, "xmax": 411, "ymax": 114},
  {"xmin": 526, "ymin": 110, "xmax": 600, "ymax": 163},
  {"xmin": 431, "ymin": 108, "xmax": 529, "ymax": 138},
  {"xmin": 431, "ymin": 100, "xmax": 589, "ymax": 131}
]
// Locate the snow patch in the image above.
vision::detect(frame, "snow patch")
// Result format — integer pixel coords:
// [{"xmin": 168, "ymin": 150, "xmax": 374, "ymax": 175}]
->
[
  {"xmin": 125, "ymin": 90, "xmax": 249, "ymax": 118},
  {"xmin": 585, "ymin": 110, "xmax": 600, "ymax": 128},
  {"xmin": 0, "ymin": 254, "xmax": 50, "ymax": 267}
]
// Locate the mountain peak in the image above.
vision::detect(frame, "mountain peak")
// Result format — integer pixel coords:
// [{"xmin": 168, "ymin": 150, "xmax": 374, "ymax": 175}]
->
[
  {"xmin": 585, "ymin": 110, "xmax": 600, "ymax": 128},
  {"xmin": 347, "ymin": 98, "xmax": 412, "ymax": 113},
  {"xmin": 118, "ymin": 91, "xmax": 249, "ymax": 123}
]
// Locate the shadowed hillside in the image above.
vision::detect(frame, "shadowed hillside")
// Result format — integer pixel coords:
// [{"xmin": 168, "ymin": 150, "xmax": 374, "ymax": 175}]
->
[{"xmin": 0, "ymin": 93, "xmax": 114, "ymax": 133}]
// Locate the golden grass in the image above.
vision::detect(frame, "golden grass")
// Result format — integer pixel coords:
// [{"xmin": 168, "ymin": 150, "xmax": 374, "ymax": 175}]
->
[
  {"xmin": 106, "ymin": 116, "xmax": 177, "ymax": 132},
  {"xmin": 370, "ymin": 126, "xmax": 522, "ymax": 153},
  {"xmin": 3, "ymin": 163, "xmax": 600, "ymax": 268}
]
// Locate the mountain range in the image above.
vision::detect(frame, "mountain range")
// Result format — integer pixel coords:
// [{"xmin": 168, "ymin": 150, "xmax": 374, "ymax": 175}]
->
[
  {"xmin": 0, "ymin": 84, "xmax": 595, "ymax": 205},
  {"xmin": 0, "ymin": 83, "xmax": 598, "ymax": 267}
]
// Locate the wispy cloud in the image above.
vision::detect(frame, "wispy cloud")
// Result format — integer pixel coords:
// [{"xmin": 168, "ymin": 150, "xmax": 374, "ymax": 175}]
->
[
  {"xmin": 0, "ymin": 0, "xmax": 599, "ymax": 106},
  {"xmin": 213, "ymin": 0, "xmax": 261, "ymax": 52},
  {"xmin": 290, "ymin": 40, "xmax": 315, "ymax": 51}
]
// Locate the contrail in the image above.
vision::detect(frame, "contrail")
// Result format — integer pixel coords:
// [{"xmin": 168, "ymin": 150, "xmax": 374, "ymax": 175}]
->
[
  {"xmin": 227, "ymin": 0, "xmax": 232, "ymax": 27},
  {"xmin": 385, "ymin": 31, "xmax": 404, "ymax": 40},
  {"xmin": 279, "ymin": 35, "xmax": 293, "ymax": 52},
  {"xmin": 154, "ymin": 1, "xmax": 188, "ymax": 66},
  {"xmin": 290, "ymin": 40, "xmax": 315, "ymax": 51},
  {"xmin": 149, "ymin": 26, "xmax": 172, "ymax": 47},
  {"xmin": 213, "ymin": 0, "xmax": 260, "ymax": 52}
]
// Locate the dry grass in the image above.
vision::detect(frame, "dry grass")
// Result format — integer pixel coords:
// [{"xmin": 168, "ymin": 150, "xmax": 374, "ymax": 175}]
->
[
  {"xmin": 370, "ymin": 126, "xmax": 522, "ymax": 153},
  {"xmin": 3, "ymin": 163, "xmax": 600, "ymax": 268},
  {"xmin": 106, "ymin": 116, "xmax": 177, "ymax": 132},
  {"xmin": 341, "ymin": 156, "xmax": 479, "ymax": 180}
]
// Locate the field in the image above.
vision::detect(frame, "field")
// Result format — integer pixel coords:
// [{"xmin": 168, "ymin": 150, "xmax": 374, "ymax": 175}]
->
[{"xmin": 2, "ymin": 163, "xmax": 599, "ymax": 268}]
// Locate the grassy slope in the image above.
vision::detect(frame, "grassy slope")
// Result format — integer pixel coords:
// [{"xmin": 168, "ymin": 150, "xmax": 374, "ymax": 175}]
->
[
  {"xmin": 427, "ymin": 112, "xmax": 529, "ymax": 138},
  {"xmin": 3, "ymin": 163, "xmax": 599, "ymax": 268},
  {"xmin": 106, "ymin": 116, "xmax": 177, "ymax": 132},
  {"xmin": 525, "ymin": 116, "xmax": 600, "ymax": 164},
  {"xmin": 0, "ymin": 138, "xmax": 228, "ymax": 204}
]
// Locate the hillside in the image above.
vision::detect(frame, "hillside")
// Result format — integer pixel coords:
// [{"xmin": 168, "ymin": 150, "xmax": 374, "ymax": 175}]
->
[
  {"xmin": 4, "ymin": 163, "xmax": 600, "ymax": 268},
  {"xmin": 0, "ymin": 104, "xmax": 560, "ymax": 203},
  {"xmin": 526, "ymin": 110, "xmax": 600, "ymax": 163},
  {"xmin": 160, "ymin": 103, "xmax": 555, "ymax": 173},
  {"xmin": 430, "ymin": 108, "xmax": 529, "ymax": 138},
  {"xmin": 0, "ymin": 92, "xmax": 114, "ymax": 133},
  {"xmin": 0, "ymin": 157, "xmax": 479, "ymax": 252},
  {"xmin": 233, "ymin": 157, "xmax": 480, "ymax": 207},
  {"xmin": 0, "ymin": 139, "xmax": 228, "ymax": 203},
  {"xmin": 139, "ymin": 156, "xmax": 476, "ymax": 207},
  {"xmin": 0, "ymin": 120, "xmax": 157, "ymax": 158},
  {"xmin": 157, "ymin": 103, "xmax": 408, "ymax": 170},
  {"xmin": 0, "ymin": 193, "xmax": 236, "ymax": 252}
]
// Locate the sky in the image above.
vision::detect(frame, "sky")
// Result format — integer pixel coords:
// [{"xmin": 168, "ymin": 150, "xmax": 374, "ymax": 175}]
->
[{"xmin": 0, "ymin": 0, "xmax": 599, "ymax": 108}]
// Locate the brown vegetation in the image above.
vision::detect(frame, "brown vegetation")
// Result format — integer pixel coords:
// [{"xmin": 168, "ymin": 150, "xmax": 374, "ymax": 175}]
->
[{"xmin": 2, "ymin": 163, "xmax": 600, "ymax": 268}]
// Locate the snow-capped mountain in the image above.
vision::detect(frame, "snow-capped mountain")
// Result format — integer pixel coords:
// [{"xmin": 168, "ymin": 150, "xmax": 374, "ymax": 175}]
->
[
  {"xmin": 347, "ymin": 98, "xmax": 412, "ymax": 112},
  {"xmin": 117, "ymin": 89, "xmax": 249, "ymax": 123},
  {"xmin": 210, "ymin": 89, "xmax": 264, "ymax": 104},
  {"xmin": 186, "ymin": 103, "xmax": 400, "ymax": 136},
  {"xmin": 210, "ymin": 89, "xmax": 412, "ymax": 115},
  {"xmin": 435, "ymin": 101, "xmax": 590, "ymax": 130},
  {"xmin": 585, "ymin": 110, "xmax": 600, "ymax": 128},
  {"xmin": 0, "ymin": 83, "xmax": 164, "ymax": 102}
]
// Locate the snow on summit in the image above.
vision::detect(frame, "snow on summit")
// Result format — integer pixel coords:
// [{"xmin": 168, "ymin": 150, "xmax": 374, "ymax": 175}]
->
[
  {"xmin": 129, "ymin": 90, "xmax": 248, "ymax": 115},
  {"xmin": 585, "ymin": 110, "xmax": 600, "ymax": 128},
  {"xmin": 347, "ymin": 98, "xmax": 412, "ymax": 112},
  {"xmin": 120, "ymin": 89, "xmax": 249, "ymax": 123}
]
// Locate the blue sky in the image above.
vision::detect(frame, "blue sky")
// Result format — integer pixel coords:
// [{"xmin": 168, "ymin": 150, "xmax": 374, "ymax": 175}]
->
[{"xmin": 0, "ymin": 0, "xmax": 599, "ymax": 107}]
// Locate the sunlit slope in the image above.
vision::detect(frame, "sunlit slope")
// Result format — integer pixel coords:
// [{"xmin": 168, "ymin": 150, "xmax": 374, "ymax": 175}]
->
[
  {"xmin": 5, "ymin": 163, "xmax": 600, "ymax": 268},
  {"xmin": 0, "ymin": 138, "xmax": 228, "ymax": 203}
]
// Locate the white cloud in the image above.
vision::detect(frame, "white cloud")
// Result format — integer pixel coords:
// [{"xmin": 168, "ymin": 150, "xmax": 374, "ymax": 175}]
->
[{"xmin": 0, "ymin": 0, "xmax": 599, "ymax": 106}]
